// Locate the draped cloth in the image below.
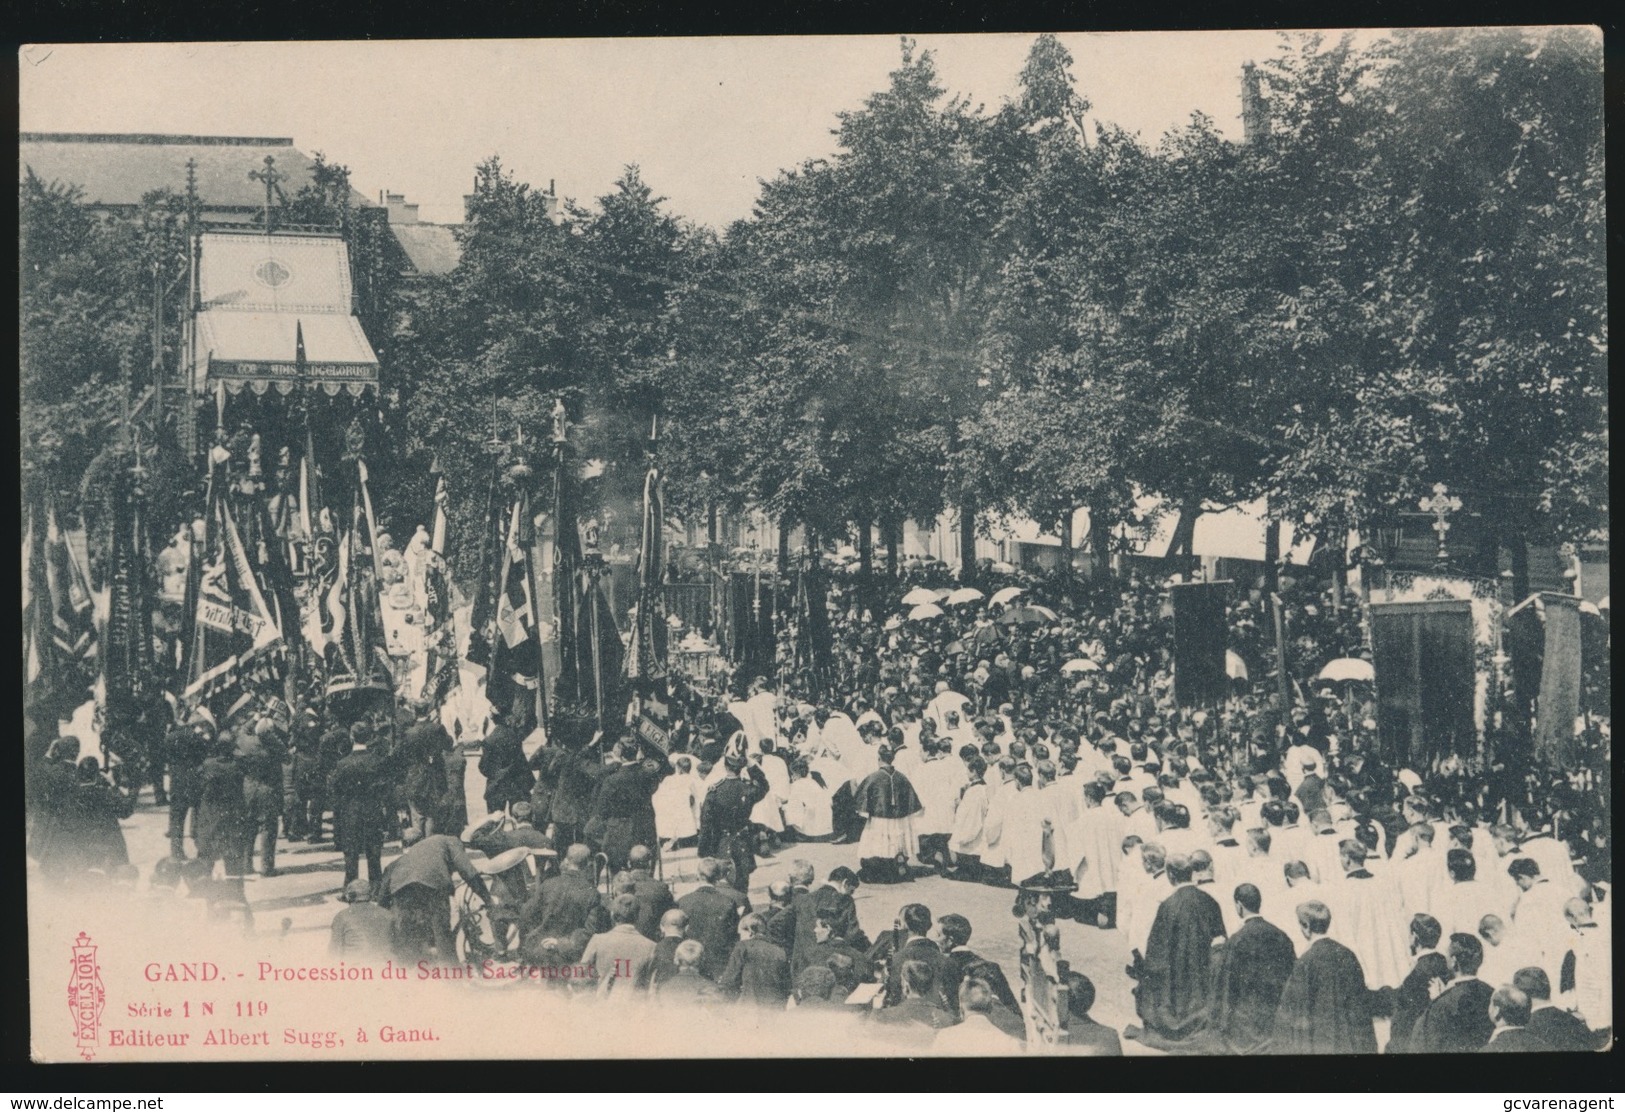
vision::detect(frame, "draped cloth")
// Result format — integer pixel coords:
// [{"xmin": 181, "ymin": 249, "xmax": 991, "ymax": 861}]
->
[
  {"xmin": 1136, "ymin": 884, "xmax": 1227, "ymax": 1045},
  {"xmin": 1271, "ymin": 937, "xmax": 1379, "ymax": 1055},
  {"xmin": 1208, "ymin": 916, "xmax": 1298, "ymax": 1054},
  {"xmin": 1534, "ymin": 593, "xmax": 1582, "ymax": 768}
]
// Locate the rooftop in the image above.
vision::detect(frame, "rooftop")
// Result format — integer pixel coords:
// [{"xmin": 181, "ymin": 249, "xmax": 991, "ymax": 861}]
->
[{"xmin": 18, "ymin": 132, "xmax": 374, "ymax": 212}]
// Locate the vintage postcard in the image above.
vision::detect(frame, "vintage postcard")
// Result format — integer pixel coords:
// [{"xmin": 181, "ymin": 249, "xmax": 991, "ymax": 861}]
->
[{"xmin": 21, "ymin": 30, "xmax": 1609, "ymax": 1063}]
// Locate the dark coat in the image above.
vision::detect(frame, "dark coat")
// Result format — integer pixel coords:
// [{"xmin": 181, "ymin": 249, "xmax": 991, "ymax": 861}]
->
[
  {"xmin": 1481, "ymin": 1027, "xmax": 1556, "ymax": 1052},
  {"xmin": 678, "ymin": 884, "xmax": 743, "ymax": 980},
  {"xmin": 718, "ymin": 937, "xmax": 791, "ymax": 1007},
  {"xmin": 1209, "ymin": 915, "xmax": 1298, "ymax": 1054},
  {"xmin": 1387, "ymin": 951, "xmax": 1452, "ymax": 1053},
  {"xmin": 592, "ymin": 763, "xmax": 665, "ymax": 868},
  {"xmin": 1064, "ymin": 1016, "xmax": 1124, "ymax": 1055},
  {"xmin": 630, "ymin": 874, "xmax": 676, "ymax": 941},
  {"xmin": 1528, "ymin": 1005, "xmax": 1599, "ymax": 1052},
  {"xmin": 791, "ymin": 884, "xmax": 866, "ymax": 972},
  {"xmin": 197, "ymin": 754, "xmax": 248, "ymax": 859},
  {"xmin": 478, "ymin": 723, "xmax": 534, "ymax": 813},
  {"xmin": 1409, "ymin": 978, "xmax": 1494, "ymax": 1053},
  {"xmin": 870, "ymin": 933, "xmax": 954, "ymax": 1012},
  {"xmin": 1138, "ymin": 884, "xmax": 1227, "ymax": 1042},
  {"xmin": 1272, "ymin": 937, "xmax": 1379, "ymax": 1055},
  {"xmin": 943, "ymin": 948, "xmax": 1021, "ymax": 1015},
  {"xmin": 326, "ymin": 749, "xmax": 392, "ymax": 855},
  {"xmin": 521, "ymin": 870, "xmax": 603, "ymax": 940}
]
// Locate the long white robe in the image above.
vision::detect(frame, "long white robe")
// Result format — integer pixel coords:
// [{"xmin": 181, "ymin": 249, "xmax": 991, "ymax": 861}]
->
[
  {"xmin": 1322, "ymin": 869, "xmax": 1411, "ymax": 990},
  {"xmin": 1067, "ymin": 804, "xmax": 1118, "ymax": 900},
  {"xmin": 1391, "ymin": 845, "xmax": 1444, "ymax": 920},
  {"xmin": 925, "ymin": 690, "xmax": 972, "ymax": 733},
  {"xmin": 651, "ymin": 771, "xmax": 699, "ymax": 840},
  {"xmin": 750, "ymin": 752, "xmax": 791, "ymax": 832},
  {"xmin": 785, "ymin": 775, "xmax": 834, "ymax": 838},
  {"xmin": 1038, "ymin": 781, "xmax": 1082, "ymax": 880},
  {"xmin": 1433, "ymin": 878, "xmax": 1516, "ymax": 939},
  {"xmin": 950, "ymin": 779, "xmax": 991, "ymax": 857},
  {"xmin": 912, "ymin": 754, "xmax": 963, "ymax": 838},
  {"xmin": 1001, "ymin": 786, "xmax": 1052, "ymax": 883}
]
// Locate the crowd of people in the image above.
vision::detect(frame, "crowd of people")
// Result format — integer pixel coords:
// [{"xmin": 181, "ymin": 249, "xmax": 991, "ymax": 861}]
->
[{"xmin": 23, "ymin": 556, "xmax": 1613, "ymax": 1055}]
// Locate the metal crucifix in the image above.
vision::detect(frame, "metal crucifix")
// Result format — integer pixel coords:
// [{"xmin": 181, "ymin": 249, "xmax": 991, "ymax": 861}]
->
[
  {"xmin": 1418, "ymin": 482, "xmax": 1462, "ymax": 568},
  {"xmin": 248, "ymin": 155, "xmax": 285, "ymax": 232}
]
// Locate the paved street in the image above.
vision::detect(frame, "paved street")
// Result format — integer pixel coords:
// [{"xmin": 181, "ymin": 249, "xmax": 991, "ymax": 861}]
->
[{"xmin": 60, "ymin": 752, "xmax": 1159, "ymax": 1055}]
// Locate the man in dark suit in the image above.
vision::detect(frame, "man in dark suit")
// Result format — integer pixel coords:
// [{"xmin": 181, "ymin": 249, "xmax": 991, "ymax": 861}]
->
[
  {"xmin": 1516, "ymin": 967, "xmax": 1598, "ymax": 1052},
  {"xmin": 1482, "ymin": 986, "xmax": 1555, "ymax": 1052},
  {"xmin": 761, "ymin": 881, "xmax": 798, "ymax": 953},
  {"xmin": 935, "ymin": 913, "xmax": 1020, "ymax": 1028},
  {"xmin": 717, "ymin": 912, "xmax": 791, "ymax": 1008},
  {"xmin": 1409, "ymin": 932, "xmax": 1495, "ymax": 1052},
  {"xmin": 773, "ymin": 860, "xmax": 816, "ymax": 958},
  {"xmin": 380, "ymin": 831, "xmax": 493, "ymax": 961},
  {"xmin": 519, "ymin": 843, "xmax": 604, "ymax": 948},
  {"xmin": 869, "ymin": 959, "xmax": 956, "ymax": 1048},
  {"xmin": 793, "ymin": 866, "xmax": 865, "ymax": 973},
  {"xmin": 326, "ymin": 722, "xmax": 392, "ymax": 891},
  {"xmin": 1388, "ymin": 913, "xmax": 1451, "ymax": 1053},
  {"xmin": 868, "ymin": 903, "xmax": 953, "ymax": 1012},
  {"xmin": 654, "ymin": 939, "xmax": 720, "ymax": 1008},
  {"xmin": 678, "ymin": 857, "xmax": 745, "ymax": 980},
  {"xmin": 477, "ymin": 710, "xmax": 533, "ymax": 816},
  {"xmin": 1208, "ymin": 883, "xmax": 1298, "ymax": 1054},
  {"xmin": 591, "ymin": 745, "xmax": 667, "ymax": 872},
  {"xmin": 622, "ymin": 844, "xmax": 675, "ymax": 941},
  {"xmin": 650, "ymin": 909, "xmax": 688, "ymax": 987},
  {"xmin": 1062, "ymin": 972, "xmax": 1124, "ymax": 1055}
]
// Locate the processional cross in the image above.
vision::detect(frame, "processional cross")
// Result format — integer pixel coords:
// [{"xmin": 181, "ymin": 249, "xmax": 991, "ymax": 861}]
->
[
  {"xmin": 248, "ymin": 155, "xmax": 285, "ymax": 230},
  {"xmin": 1418, "ymin": 482, "xmax": 1462, "ymax": 567}
]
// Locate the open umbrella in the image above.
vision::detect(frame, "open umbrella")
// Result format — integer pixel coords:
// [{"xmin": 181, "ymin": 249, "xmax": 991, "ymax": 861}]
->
[
  {"xmin": 908, "ymin": 603, "xmax": 945, "ymax": 621},
  {"xmin": 997, "ymin": 606, "xmax": 1048, "ymax": 626},
  {"xmin": 883, "ymin": 616, "xmax": 903, "ymax": 632},
  {"xmin": 902, "ymin": 587, "xmax": 940, "ymax": 606},
  {"xmin": 1579, "ymin": 600, "xmax": 1602, "ymax": 618},
  {"xmin": 945, "ymin": 587, "xmax": 985, "ymax": 605},
  {"xmin": 1317, "ymin": 657, "xmax": 1375, "ymax": 684},
  {"xmin": 990, "ymin": 586, "xmax": 1024, "ymax": 606},
  {"xmin": 1226, "ymin": 650, "xmax": 1249, "ymax": 681},
  {"xmin": 990, "ymin": 561, "xmax": 1017, "ymax": 574},
  {"xmin": 1061, "ymin": 658, "xmax": 1100, "ymax": 674},
  {"xmin": 1030, "ymin": 604, "xmax": 1059, "ymax": 621}
]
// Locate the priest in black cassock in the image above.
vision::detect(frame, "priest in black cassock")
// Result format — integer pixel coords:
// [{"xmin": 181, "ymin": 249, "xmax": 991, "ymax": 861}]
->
[
  {"xmin": 1271, "ymin": 900, "xmax": 1379, "ymax": 1054},
  {"xmin": 1407, "ymin": 932, "xmax": 1494, "ymax": 1053},
  {"xmin": 1387, "ymin": 913, "xmax": 1449, "ymax": 1053},
  {"xmin": 853, "ymin": 746, "xmax": 923, "ymax": 883},
  {"xmin": 1207, "ymin": 883, "xmax": 1297, "ymax": 1054},
  {"xmin": 1131, "ymin": 854, "xmax": 1226, "ymax": 1050}
]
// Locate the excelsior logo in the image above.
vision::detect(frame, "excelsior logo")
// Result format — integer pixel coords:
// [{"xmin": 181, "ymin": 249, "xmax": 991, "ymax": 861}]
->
[{"xmin": 68, "ymin": 932, "xmax": 105, "ymax": 1061}]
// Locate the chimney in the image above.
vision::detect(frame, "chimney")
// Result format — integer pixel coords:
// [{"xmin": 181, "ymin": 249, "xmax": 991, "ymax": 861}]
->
[
  {"xmin": 382, "ymin": 191, "xmax": 419, "ymax": 225},
  {"xmin": 1241, "ymin": 62, "xmax": 1269, "ymax": 146}
]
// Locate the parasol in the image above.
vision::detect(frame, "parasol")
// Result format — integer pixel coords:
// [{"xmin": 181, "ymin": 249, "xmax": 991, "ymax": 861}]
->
[
  {"xmin": 902, "ymin": 587, "xmax": 940, "ymax": 606},
  {"xmin": 908, "ymin": 603, "xmax": 945, "ymax": 621},
  {"xmin": 945, "ymin": 586, "xmax": 985, "ymax": 605},
  {"xmin": 990, "ymin": 586, "xmax": 1024, "ymax": 606},
  {"xmin": 1316, "ymin": 657, "xmax": 1375, "ymax": 684},
  {"xmin": 1061, "ymin": 658, "xmax": 1100, "ymax": 674},
  {"xmin": 990, "ymin": 561, "xmax": 1017, "ymax": 574},
  {"xmin": 997, "ymin": 606, "xmax": 1048, "ymax": 626}
]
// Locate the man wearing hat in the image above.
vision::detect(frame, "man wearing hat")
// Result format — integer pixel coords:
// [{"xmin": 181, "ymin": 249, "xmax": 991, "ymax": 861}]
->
[
  {"xmin": 165, "ymin": 713, "xmax": 213, "ymax": 860},
  {"xmin": 329, "ymin": 878, "xmax": 395, "ymax": 957},
  {"xmin": 698, "ymin": 747, "xmax": 770, "ymax": 891}
]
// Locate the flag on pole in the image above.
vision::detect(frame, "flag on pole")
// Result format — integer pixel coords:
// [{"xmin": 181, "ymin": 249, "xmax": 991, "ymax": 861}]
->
[
  {"xmin": 429, "ymin": 456, "xmax": 449, "ymax": 557},
  {"xmin": 626, "ymin": 461, "xmax": 668, "ymax": 682},
  {"xmin": 44, "ymin": 494, "xmax": 96, "ymax": 663}
]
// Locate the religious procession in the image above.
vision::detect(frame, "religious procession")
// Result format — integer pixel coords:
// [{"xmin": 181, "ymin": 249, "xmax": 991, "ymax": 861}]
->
[{"xmin": 20, "ymin": 29, "xmax": 1608, "ymax": 1061}]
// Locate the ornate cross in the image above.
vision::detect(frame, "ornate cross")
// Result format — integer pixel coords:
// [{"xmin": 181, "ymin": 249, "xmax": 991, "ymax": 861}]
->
[
  {"xmin": 248, "ymin": 155, "xmax": 284, "ymax": 229},
  {"xmin": 1418, "ymin": 482, "xmax": 1462, "ymax": 566}
]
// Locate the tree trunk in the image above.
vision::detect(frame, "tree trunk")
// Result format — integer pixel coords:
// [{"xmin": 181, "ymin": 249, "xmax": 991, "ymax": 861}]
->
[
  {"xmin": 959, "ymin": 499, "xmax": 977, "ymax": 584},
  {"xmin": 778, "ymin": 515, "xmax": 791, "ymax": 576},
  {"xmin": 858, "ymin": 520, "xmax": 874, "ymax": 610},
  {"xmin": 1058, "ymin": 507, "xmax": 1075, "ymax": 579},
  {"xmin": 1090, "ymin": 502, "xmax": 1112, "ymax": 581},
  {"xmin": 884, "ymin": 518, "xmax": 899, "ymax": 579},
  {"xmin": 706, "ymin": 501, "xmax": 718, "ymax": 548},
  {"xmin": 1168, "ymin": 497, "xmax": 1200, "ymax": 576},
  {"xmin": 1510, "ymin": 532, "xmax": 1530, "ymax": 605},
  {"xmin": 1263, "ymin": 515, "xmax": 1281, "ymax": 598}
]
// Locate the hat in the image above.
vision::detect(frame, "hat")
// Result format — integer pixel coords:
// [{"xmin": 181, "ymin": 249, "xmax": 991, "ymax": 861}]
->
[{"xmin": 724, "ymin": 753, "xmax": 747, "ymax": 772}]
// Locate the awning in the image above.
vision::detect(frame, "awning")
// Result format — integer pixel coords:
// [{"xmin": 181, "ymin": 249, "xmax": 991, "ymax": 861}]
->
[
  {"xmin": 197, "ymin": 310, "xmax": 378, "ymax": 396},
  {"xmin": 193, "ymin": 230, "xmax": 378, "ymax": 395},
  {"xmin": 1193, "ymin": 499, "xmax": 1317, "ymax": 565}
]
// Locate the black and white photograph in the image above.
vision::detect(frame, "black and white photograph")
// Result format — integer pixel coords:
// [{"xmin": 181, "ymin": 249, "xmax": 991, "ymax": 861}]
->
[{"xmin": 18, "ymin": 29, "xmax": 1609, "ymax": 1063}]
